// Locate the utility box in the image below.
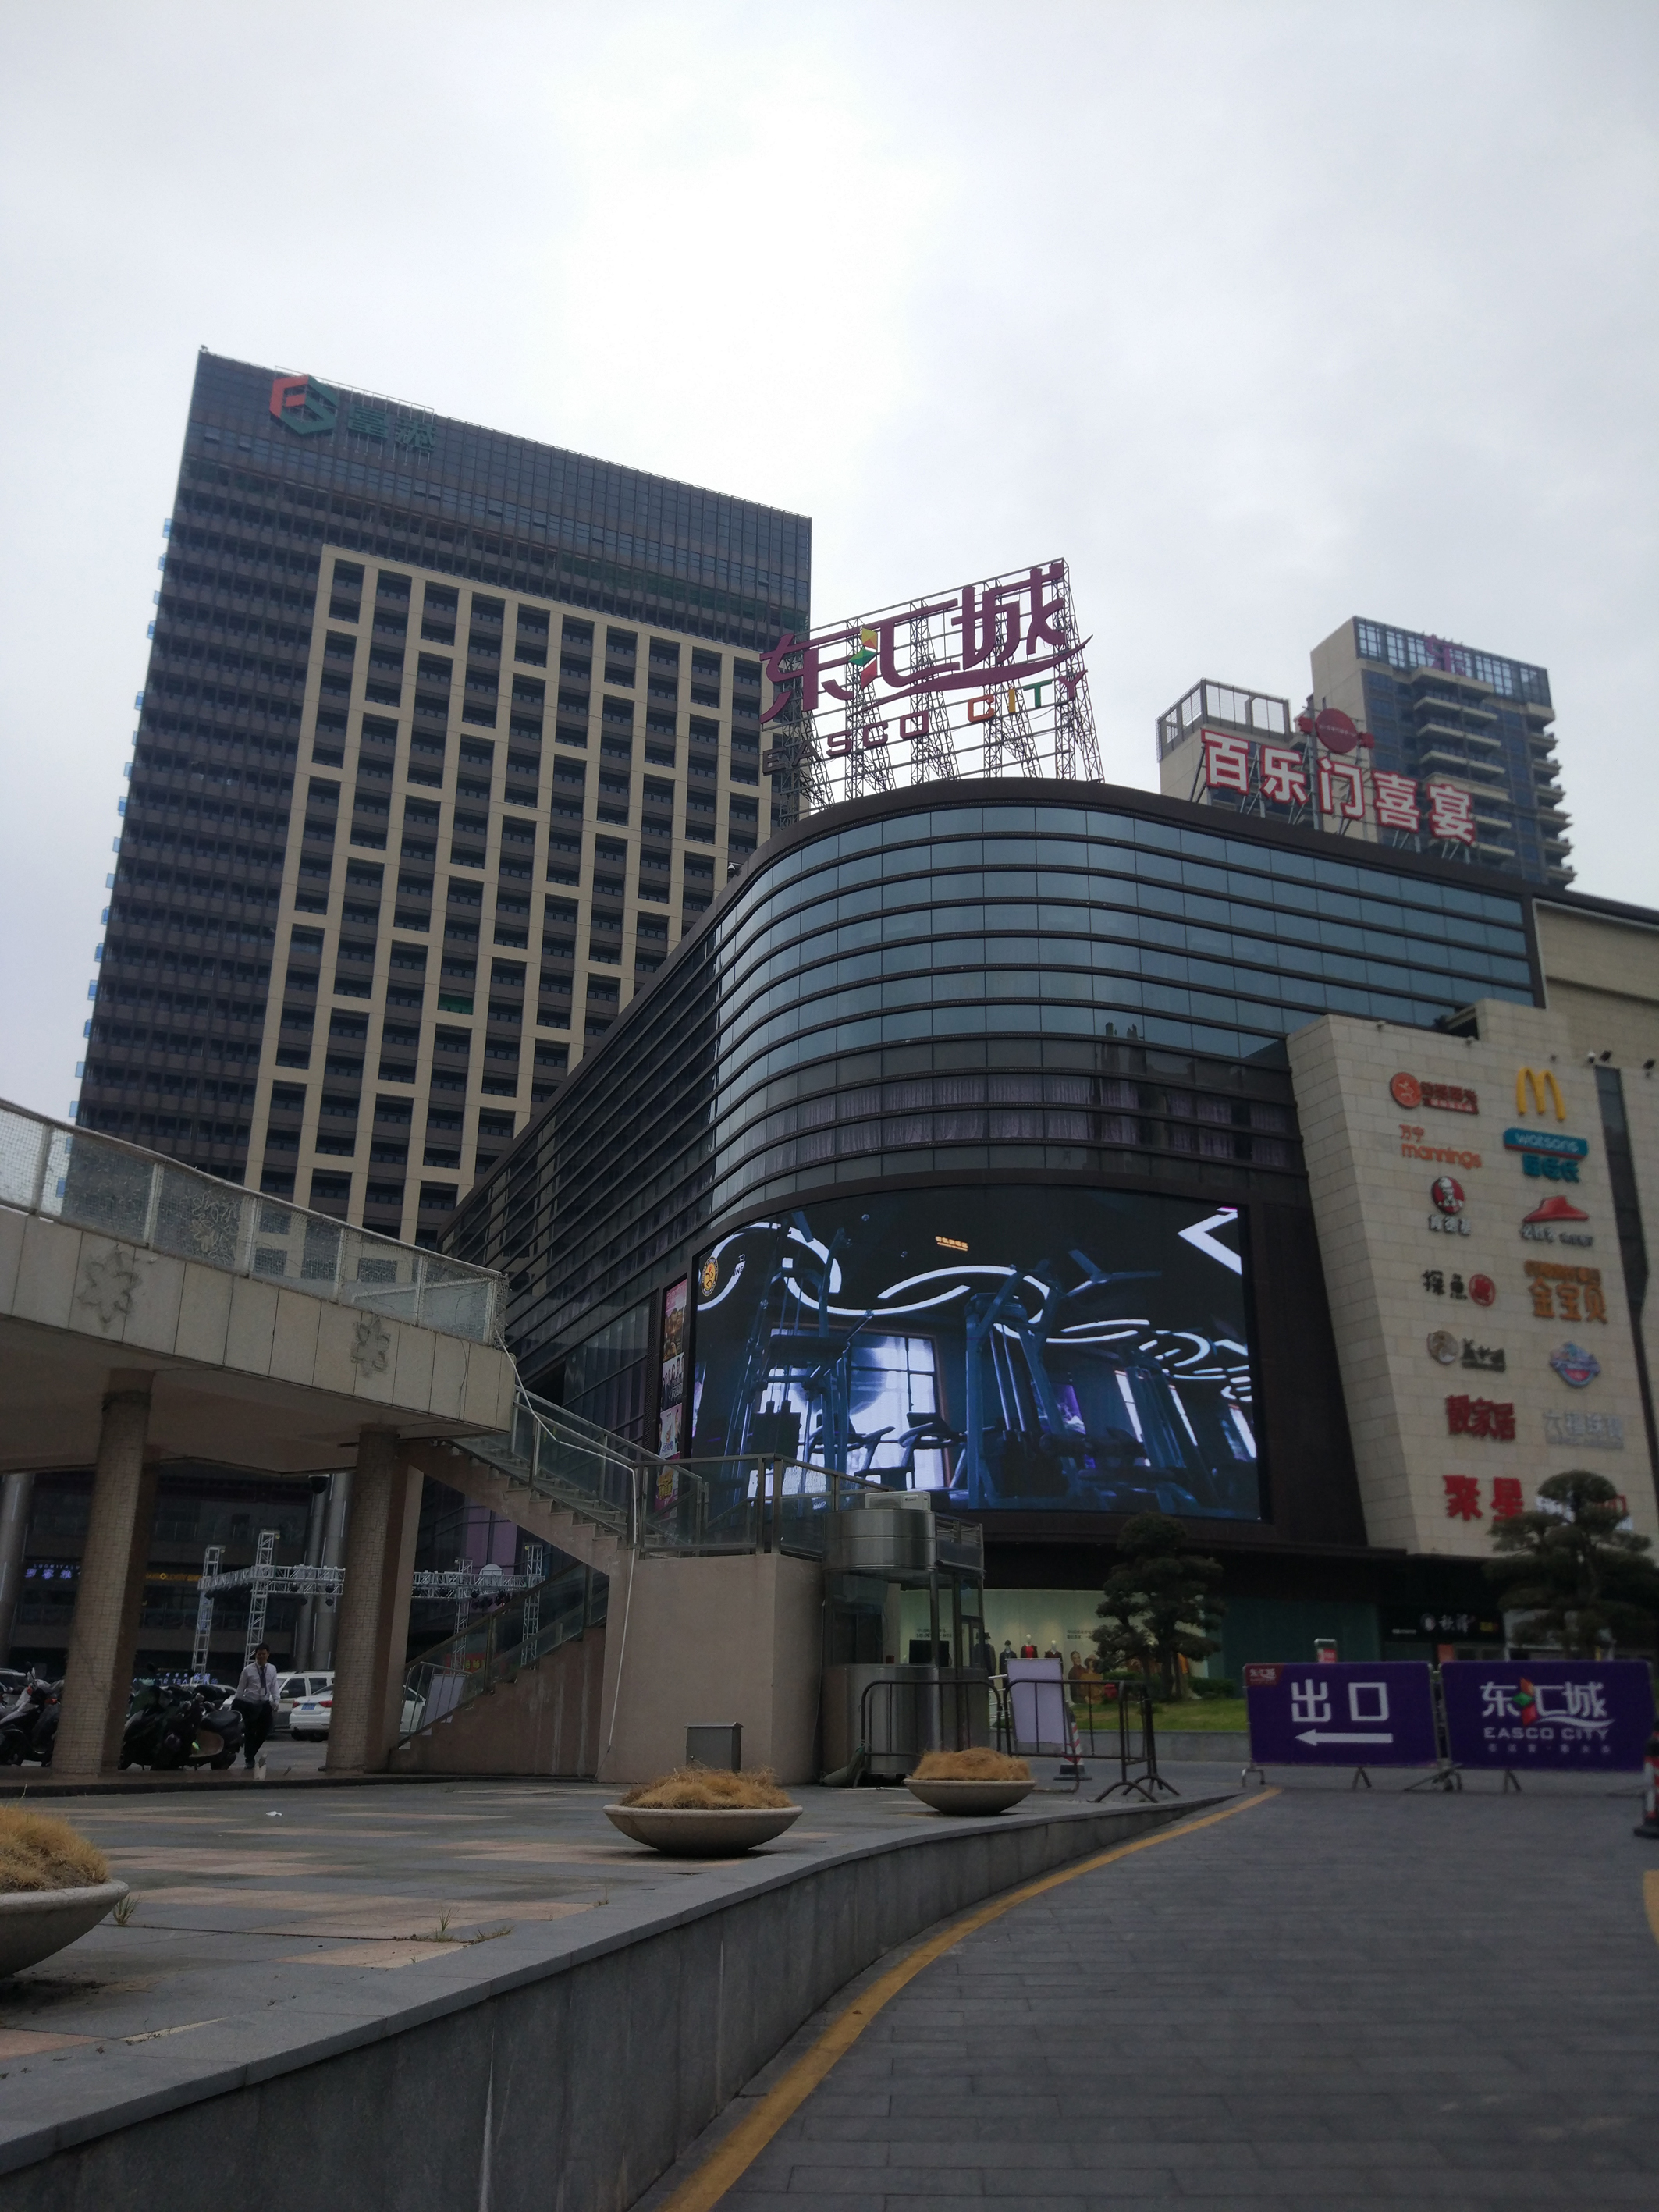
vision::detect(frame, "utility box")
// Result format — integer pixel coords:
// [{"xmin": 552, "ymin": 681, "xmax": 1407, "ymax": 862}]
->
[{"xmin": 686, "ymin": 1722, "xmax": 741, "ymax": 1771}]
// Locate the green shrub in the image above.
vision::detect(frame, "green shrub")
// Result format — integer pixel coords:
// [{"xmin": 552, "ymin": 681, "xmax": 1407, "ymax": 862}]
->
[{"xmin": 1190, "ymin": 1677, "xmax": 1238, "ymax": 1700}]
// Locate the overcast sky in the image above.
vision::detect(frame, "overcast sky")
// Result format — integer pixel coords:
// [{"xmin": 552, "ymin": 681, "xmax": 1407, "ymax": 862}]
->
[{"xmin": 2, "ymin": 2, "xmax": 1654, "ymax": 1122}]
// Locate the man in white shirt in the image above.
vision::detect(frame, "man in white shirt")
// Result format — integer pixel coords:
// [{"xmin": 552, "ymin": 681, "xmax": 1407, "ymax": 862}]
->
[{"xmin": 233, "ymin": 1645, "xmax": 279, "ymax": 1770}]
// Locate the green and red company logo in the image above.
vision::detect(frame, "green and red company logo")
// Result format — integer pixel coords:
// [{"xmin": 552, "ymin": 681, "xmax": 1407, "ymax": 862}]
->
[{"xmin": 269, "ymin": 373, "xmax": 338, "ymax": 436}]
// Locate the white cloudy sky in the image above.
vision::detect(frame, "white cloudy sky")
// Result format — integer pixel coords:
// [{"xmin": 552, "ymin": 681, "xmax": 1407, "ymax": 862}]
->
[{"xmin": 1, "ymin": 2, "xmax": 1654, "ymax": 1120}]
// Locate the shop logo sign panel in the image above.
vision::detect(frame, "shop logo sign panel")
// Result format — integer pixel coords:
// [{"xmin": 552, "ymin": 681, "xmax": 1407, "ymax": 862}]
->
[
  {"xmin": 1244, "ymin": 1663, "xmax": 1438, "ymax": 1766},
  {"xmin": 1441, "ymin": 1660, "xmax": 1654, "ymax": 1770}
]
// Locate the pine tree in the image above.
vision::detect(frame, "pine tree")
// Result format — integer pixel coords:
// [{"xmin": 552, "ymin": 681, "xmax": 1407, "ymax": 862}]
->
[
  {"xmin": 1485, "ymin": 1470, "xmax": 1659, "ymax": 1654},
  {"xmin": 1092, "ymin": 1512, "xmax": 1224, "ymax": 1699}
]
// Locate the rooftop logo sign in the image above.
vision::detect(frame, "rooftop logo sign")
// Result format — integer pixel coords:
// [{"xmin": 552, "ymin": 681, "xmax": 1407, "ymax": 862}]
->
[
  {"xmin": 758, "ymin": 560, "xmax": 1100, "ymax": 806},
  {"xmin": 269, "ymin": 373, "xmax": 338, "ymax": 436}
]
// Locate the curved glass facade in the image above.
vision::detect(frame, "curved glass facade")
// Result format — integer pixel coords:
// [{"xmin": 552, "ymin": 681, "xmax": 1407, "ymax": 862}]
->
[{"xmin": 447, "ymin": 783, "xmax": 1536, "ymax": 1400}]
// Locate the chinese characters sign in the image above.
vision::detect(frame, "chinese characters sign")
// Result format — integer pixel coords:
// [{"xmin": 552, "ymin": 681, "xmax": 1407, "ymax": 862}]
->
[
  {"xmin": 1197, "ymin": 728, "xmax": 1478, "ymax": 845},
  {"xmin": 268, "ymin": 371, "xmax": 434, "ymax": 451},
  {"xmin": 759, "ymin": 561, "xmax": 1100, "ymax": 804},
  {"xmin": 1391, "ymin": 1071, "xmax": 1478, "ymax": 1114},
  {"xmin": 1441, "ymin": 1660, "xmax": 1654, "ymax": 1770},
  {"xmin": 1444, "ymin": 1473, "xmax": 1523, "ymax": 1521},
  {"xmin": 1445, "ymin": 1395, "xmax": 1515, "ymax": 1441},
  {"xmin": 1525, "ymin": 1262, "xmax": 1606, "ymax": 1323},
  {"xmin": 1244, "ymin": 1662, "xmax": 1438, "ymax": 1767}
]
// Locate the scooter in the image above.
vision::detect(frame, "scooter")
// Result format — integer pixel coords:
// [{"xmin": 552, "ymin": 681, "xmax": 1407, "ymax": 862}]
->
[
  {"xmin": 0, "ymin": 1677, "xmax": 54, "ymax": 1765},
  {"xmin": 120, "ymin": 1681, "xmax": 243, "ymax": 1771}
]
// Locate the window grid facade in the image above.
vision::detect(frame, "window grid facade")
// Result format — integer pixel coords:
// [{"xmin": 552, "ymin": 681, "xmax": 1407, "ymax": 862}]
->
[{"xmin": 80, "ymin": 352, "xmax": 808, "ymax": 1238}]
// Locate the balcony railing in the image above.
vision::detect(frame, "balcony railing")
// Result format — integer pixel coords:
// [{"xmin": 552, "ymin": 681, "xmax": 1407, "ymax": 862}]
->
[{"xmin": 0, "ymin": 1095, "xmax": 501, "ymax": 1344}]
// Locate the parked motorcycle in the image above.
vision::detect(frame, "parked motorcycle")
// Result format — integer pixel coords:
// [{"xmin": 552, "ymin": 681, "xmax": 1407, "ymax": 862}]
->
[
  {"xmin": 0, "ymin": 1677, "xmax": 55, "ymax": 1765},
  {"xmin": 120, "ymin": 1681, "xmax": 243, "ymax": 1771}
]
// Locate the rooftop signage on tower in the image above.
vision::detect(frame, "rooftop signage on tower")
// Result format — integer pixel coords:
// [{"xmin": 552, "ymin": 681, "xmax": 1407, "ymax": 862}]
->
[{"xmin": 759, "ymin": 560, "xmax": 1101, "ymax": 808}]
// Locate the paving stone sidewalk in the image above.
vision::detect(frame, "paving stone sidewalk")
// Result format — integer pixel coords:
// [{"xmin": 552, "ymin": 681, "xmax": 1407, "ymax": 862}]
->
[{"xmin": 715, "ymin": 1785, "xmax": 1659, "ymax": 2210}]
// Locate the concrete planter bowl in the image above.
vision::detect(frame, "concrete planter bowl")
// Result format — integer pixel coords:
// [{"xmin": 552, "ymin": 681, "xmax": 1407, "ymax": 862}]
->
[
  {"xmin": 0, "ymin": 1881, "xmax": 129, "ymax": 1979},
  {"xmin": 904, "ymin": 1777, "xmax": 1036, "ymax": 1816},
  {"xmin": 603, "ymin": 1805, "xmax": 803, "ymax": 1855}
]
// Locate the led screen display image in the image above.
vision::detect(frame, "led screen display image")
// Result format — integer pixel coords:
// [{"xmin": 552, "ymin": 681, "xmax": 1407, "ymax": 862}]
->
[{"xmin": 687, "ymin": 1186, "xmax": 1260, "ymax": 1519}]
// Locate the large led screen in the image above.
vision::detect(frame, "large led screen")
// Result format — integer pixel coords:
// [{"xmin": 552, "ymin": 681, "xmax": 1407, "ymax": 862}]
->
[{"xmin": 687, "ymin": 1187, "xmax": 1261, "ymax": 1519}]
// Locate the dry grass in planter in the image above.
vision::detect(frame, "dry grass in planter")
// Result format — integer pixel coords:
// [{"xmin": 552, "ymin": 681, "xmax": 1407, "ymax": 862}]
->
[
  {"xmin": 0, "ymin": 1809, "xmax": 110, "ymax": 1893},
  {"xmin": 619, "ymin": 1765, "xmax": 794, "ymax": 1810},
  {"xmin": 911, "ymin": 1749, "xmax": 1031, "ymax": 1782}
]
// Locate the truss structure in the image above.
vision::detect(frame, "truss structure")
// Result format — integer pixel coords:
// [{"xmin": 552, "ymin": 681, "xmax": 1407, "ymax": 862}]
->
[
  {"xmin": 760, "ymin": 559, "xmax": 1099, "ymax": 809},
  {"xmin": 193, "ymin": 1545, "xmax": 552, "ymax": 1661}
]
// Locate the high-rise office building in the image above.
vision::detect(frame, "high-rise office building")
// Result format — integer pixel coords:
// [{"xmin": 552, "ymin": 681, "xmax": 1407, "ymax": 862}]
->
[
  {"xmin": 1309, "ymin": 618, "xmax": 1570, "ymax": 887},
  {"xmin": 79, "ymin": 351, "xmax": 810, "ymax": 1244},
  {"xmin": 1156, "ymin": 620, "xmax": 1571, "ymax": 891}
]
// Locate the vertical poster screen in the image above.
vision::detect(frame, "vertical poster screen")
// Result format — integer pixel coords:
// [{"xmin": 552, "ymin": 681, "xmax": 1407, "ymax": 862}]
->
[
  {"xmin": 687, "ymin": 1185, "xmax": 1260, "ymax": 1519},
  {"xmin": 657, "ymin": 1278, "xmax": 687, "ymax": 1470}
]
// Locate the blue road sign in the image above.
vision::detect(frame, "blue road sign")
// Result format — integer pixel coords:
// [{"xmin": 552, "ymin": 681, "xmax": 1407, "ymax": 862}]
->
[
  {"xmin": 1441, "ymin": 1659, "xmax": 1654, "ymax": 1770},
  {"xmin": 1244, "ymin": 1661, "xmax": 1439, "ymax": 1767}
]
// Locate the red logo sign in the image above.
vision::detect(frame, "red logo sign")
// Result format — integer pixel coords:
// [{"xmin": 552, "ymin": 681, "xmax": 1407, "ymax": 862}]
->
[
  {"xmin": 1432, "ymin": 1176, "xmax": 1466, "ymax": 1216},
  {"xmin": 1522, "ymin": 1195, "xmax": 1589, "ymax": 1225},
  {"xmin": 268, "ymin": 373, "xmax": 338, "ymax": 436},
  {"xmin": 1392, "ymin": 1071, "xmax": 1478, "ymax": 1113},
  {"xmin": 1468, "ymin": 1274, "xmax": 1496, "ymax": 1308}
]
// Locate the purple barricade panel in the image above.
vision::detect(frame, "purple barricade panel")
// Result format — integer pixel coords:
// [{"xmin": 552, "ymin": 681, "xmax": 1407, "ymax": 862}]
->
[
  {"xmin": 1244, "ymin": 1660, "xmax": 1438, "ymax": 1767},
  {"xmin": 1441, "ymin": 1659, "xmax": 1655, "ymax": 1771}
]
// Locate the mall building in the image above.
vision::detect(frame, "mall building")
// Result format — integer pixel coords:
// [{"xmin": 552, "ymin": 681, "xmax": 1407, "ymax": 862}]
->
[{"xmin": 445, "ymin": 776, "xmax": 1659, "ymax": 1681}]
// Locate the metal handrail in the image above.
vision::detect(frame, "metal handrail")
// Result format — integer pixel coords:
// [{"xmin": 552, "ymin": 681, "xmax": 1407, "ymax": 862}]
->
[
  {"xmin": 400, "ymin": 1565, "xmax": 603, "ymax": 1740},
  {"xmin": 0, "ymin": 1094, "xmax": 500, "ymax": 1344}
]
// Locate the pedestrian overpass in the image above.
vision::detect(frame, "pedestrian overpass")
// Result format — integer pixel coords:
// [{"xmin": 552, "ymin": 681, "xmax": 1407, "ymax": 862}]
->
[
  {"xmin": 0, "ymin": 1096, "xmax": 513, "ymax": 1777},
  {"xmin": 0, "ymin": 1099, "xmax": 913, "ymax": 1787}
]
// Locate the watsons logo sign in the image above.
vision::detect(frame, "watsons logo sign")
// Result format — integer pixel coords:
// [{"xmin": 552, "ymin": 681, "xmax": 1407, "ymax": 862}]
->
[{"xmin": 1504, "ymin": 1126, "xmax": 1589, "ymax": 1183}]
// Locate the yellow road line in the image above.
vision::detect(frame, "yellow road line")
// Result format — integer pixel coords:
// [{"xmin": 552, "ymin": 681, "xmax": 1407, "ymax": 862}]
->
[
  {"xmin": 656, "ymin": 1790, "xmax": 1280, "ymax": 2212},
  {"xmin": 1644, "ymin": 1869, "xmax": 1659, "ymax": 1947}
]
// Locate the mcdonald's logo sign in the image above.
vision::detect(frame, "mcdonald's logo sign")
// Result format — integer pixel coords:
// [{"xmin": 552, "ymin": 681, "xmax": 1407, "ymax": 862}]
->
[{"xmin": 1515, "ymin": 1067, "xmax": 1565, "ymax": 1120}]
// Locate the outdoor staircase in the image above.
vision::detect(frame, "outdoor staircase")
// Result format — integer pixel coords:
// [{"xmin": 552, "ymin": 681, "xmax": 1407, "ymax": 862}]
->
[{"xmin": 403, "ymin": 1386, "xmax": 649, "ymax": 1582}]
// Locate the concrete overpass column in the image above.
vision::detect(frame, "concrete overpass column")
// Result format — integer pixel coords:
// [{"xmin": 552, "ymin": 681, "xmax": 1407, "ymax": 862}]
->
[
  {"xmin": 326, "ymin": 1429, "xmax": 421, "ymax": 1773},
  {"xmin": 55, "ymin": 1373, "xmax": 159, "ymax": 1777},
  {"xmin": 0, "ymin": 1473, "xmax": 36, "ymax": 1664}
]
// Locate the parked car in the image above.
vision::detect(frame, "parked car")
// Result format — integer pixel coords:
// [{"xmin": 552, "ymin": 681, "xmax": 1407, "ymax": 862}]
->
[
  {"xmin": 289, "ymin": 1687, "xmax": 425, "ymax": 1741},
  {"xmin": 275, "ymin": 1671, "xmax": 333, "ymax": 1735}
]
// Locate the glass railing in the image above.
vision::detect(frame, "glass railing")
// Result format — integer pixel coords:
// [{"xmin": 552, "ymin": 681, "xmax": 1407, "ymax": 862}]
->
[
  {"xmin": 0, "ymin": 1095, "xmax": 501, "ymax": 1344},
  {"xmin": 450, "ymin": 1388, "xmax": 992, "ymax": 1571},
  {"xmin": 401, "ymin": 1564, "xmax": 603, "ymax": 1738}
]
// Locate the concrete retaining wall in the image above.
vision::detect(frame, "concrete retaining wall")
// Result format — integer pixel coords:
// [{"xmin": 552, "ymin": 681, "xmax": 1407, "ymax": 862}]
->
[{"xmin": 0, "ymin": 1796, "xmax": 1213, "ymax": 2211}]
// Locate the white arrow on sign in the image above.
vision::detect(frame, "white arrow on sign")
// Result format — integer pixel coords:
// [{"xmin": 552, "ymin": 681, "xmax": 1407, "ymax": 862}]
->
[{"xmin": 1295, "ymin": 1730, "xmax": 1394, "ymax": 1745}]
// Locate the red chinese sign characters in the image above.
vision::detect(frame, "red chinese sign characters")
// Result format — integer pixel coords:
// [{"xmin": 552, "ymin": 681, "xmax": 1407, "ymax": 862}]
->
[
  {"xmin": 1196, "ymin": 727, "xmax": 1476, "ymax": 845},
  {"xmin": 1444, "ymin": 1474, "xmax": 1526, "ymax": 1523},
  {"xmin": 1445, "ymin": 1396, "xmax": 1516, "ymax": 1440},
  {"xmin": 762, "ymin": 563, "xmax": 1087, "ymax": 723}
]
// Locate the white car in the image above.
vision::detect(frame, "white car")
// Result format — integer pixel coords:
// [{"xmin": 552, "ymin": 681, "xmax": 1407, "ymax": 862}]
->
[
  {"xmin": 289, "ymin": 1688, "xmax": 425, "ymax": 1740},
  {"xmin": 276, "ymin": 1672, "xmax": 333, "ymax": 1736}
]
